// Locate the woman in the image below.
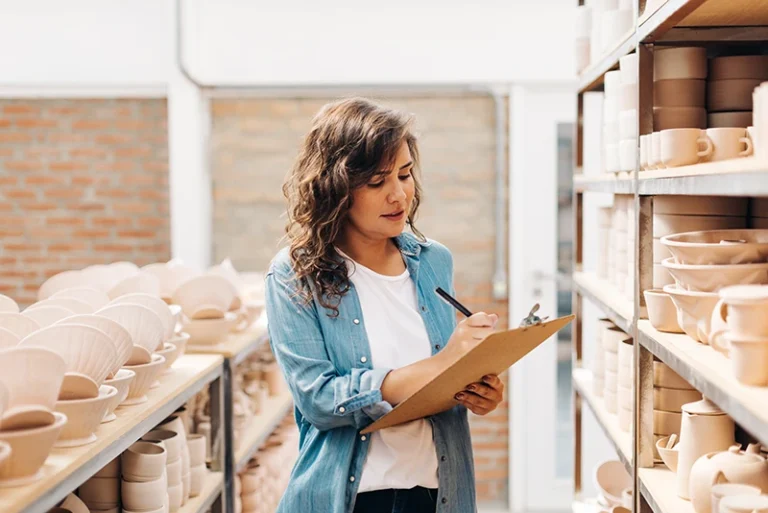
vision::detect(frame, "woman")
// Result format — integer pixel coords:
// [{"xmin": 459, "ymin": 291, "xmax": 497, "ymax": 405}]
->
[{"xmin": 265, "ymin": 97, "xmax": 504, "ymax": 513}]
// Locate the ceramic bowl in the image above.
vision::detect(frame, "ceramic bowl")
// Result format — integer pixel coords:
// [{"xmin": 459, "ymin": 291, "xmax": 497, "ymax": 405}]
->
[
  {"xmin": 0, "ymin": 295, "xmax": 19, "ymax": 314},
  {"xmin": 96, "ymin": 303, "xmax": 164, "ymax": 355},
  {"xmin": 27, "ymin": 297, "xmax": 92, "ymax": 315},
  {"xmin": 654, "ymin": 386, "xmax": 702, "ymax": 413},
  {"xmin": 22, "ymin": 305, "xmax": 75, "ymax": 328},
  {"xmin": 594, "ymin": 460, "xmax": 632, "ymax": 505},
  {"xmin": 190, "ymin": 463, "xmax": 206, "ymax": 497},
  {"xmin": 710, "ymin": 55, "xmax": 768, "ymax": 80},
  {"xmin": 141, "ymin": 429, "xmax": 181, "ymax": 462},
  {"xmin": 168, "ymin": 481, "xmax": 184, "ymax": 509},
  {"xmin": 653, "ymin": 214, "xmax": 746, "ymax": 239},
  {"xmin": 54, "ymin": 385, "xmax": 117, "ymax": 447},
  {"xmin": 653, "ymin": 106, "xmax": 707, "ymax": 130},
  {"xmin": 654, "ymin": 47, "xmax": 707, "ymax": 81},
  {"xmin": 93, "ymin": 457, "xmax": 120, "ymax": 478},
  {"xmin": 173, "ymin": 275, "xmax": 238, "ymax": 320},
  {"xmin": 155, "ymin": 342, "xmax": 181, "ymax": 374},
  {"xmin": 142, "ymin": 263, "xmax": 199, "ymax": 303},
  {"xmin": 653, "ymin": 239, "xmax": 672, "ymax": 264},
  {"xmin": 169, "ymin": 332, "xmax": 190, "ymax": 360},
  {"xmin": 655, "ymin": 435, "xmax": 680, "ymax": 472},
  {"xmin": 38, "ymin": 270, "xmax": 84, "ymax": 301},
  {"xmin": 0, "ymin": 327, "xmax": 20, "ymax": 349},
  {"xmin": 51, "ymin": 287, "xmax": 110, "ymax": 311},
  {"xmin": 0, "ymin": 411, "xmax": 67, "ymax": 487},
  {"xmin": 122, "ymin": 354, "xmax": 166, "ymax": 405},
  {"xmin": 661, "ymin": 230, "xmax": 768, "ymax": 265},
  {"xmin": 77, "ymin": 476, "xmax": 120, "ymax": 510},
  {"xmin": 707, "ymin": 79, "xmax": 763, "ymax": 112},
  {"xmin": 0, "ymin": 313, "xmax": 41, "ymax": 339},
  {"xmin": 109, "ymin": 293, "xmax": 175, "ymax": 344},
  {"xmin": 102, "ymin": 369, "xmax": 135, "ymax": 422},
  {"xmin": 19, "ymin": 324, "xmax": 117, "ymax": 386},
  {"xmin": 107, "ymin": 272, "xmax": 160, "ymax": 300},
  {"xmin": 653, "ymin": 196, "xmax": 748, "ymax": 217},
  {"xmin": 662, "ymin": 258, "xmax": 768, "ymax": 292},
  {"xmin": 654, "ymin": 264, "xmax": 675, "ymax": 289},
  {"xmin": 121, "ymin": 441, "xmax": 167, "ymax": 482},
  {"xmin": 59, "ymin": 493, "xmax": 91, "ymax": 513},
  {"xmin": 185, "ymin": 312, "xmax": 238, "ymax": 346},
  {"xmin": 121, "ymin": 476, "xmax": 167, "ymax": 511},
  {"xmin": 167, "ymin": 457, "xmax": 182, "ymax": 485},
  {"xmin": 644, "ymin": 289, "xmax": 684, "ymax": 333},
  {"xmin": 708, "ymin": 111, "xmax": 753, "ymax": 128},
  {"xmin": 187, "ymin": 434, "xmax": 206, "ymax": 467},
  {"xmin": 653, "ymin": 361, "xmax": 694, "ymax": 390},
  {"xmin": 653, "ymin": 409, "xmax": 682, "ymax": 436},
  {"xmin": 55, "ymin": 314, "xmax": 133, "ymax": 374},
  {"xmin": 0, "ymin": 346, "xmax": 66, "ymax": 411},
  {"xmin": 663, "ymin": 285, "xmax": 721, "ymax": 342},
  {"xmin": 653, "ymin": 78, "xmax": 706, "ymax": 107}
]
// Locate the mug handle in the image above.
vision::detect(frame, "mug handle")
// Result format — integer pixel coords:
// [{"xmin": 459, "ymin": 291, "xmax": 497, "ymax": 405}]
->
[
  {"xmin": 709, "ymin": 327, "xmax": 731, "ymax": 357},
  {"xmin": 697, "ymin": 136, "xmax": 713, "ymax": 158},
  {"xmin": 740, "ymin": 136, "xmax": 754, "ymax": 157}
]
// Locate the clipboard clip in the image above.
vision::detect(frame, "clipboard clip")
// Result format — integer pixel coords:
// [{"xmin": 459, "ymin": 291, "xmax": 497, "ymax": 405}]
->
[{"xmin": 519, "ymin": 303, "xmax": 549, "ymax": 328}]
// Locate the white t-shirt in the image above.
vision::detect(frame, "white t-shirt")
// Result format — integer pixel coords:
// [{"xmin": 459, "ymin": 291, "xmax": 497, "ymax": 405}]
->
[{"xmin": 338, "ymin": 249, "xmax": 439, "ymax": 493}]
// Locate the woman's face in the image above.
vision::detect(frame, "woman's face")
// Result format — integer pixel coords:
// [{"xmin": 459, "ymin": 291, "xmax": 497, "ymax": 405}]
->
[{"xmin": 345, "ymin": 141, "xmax": 416, "ymax": 242}]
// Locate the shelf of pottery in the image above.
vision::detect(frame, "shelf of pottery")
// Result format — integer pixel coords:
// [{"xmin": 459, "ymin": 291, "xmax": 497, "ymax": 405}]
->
[{"xmin": 0, "ymin": 259, "xmax": 295, "ymax": 513}]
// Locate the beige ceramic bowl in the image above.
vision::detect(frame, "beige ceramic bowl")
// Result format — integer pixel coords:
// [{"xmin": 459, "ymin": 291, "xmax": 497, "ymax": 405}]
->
[
  {"xmin": 653, "ymin": 214, "xmax": 747, "ymax": 238},
  {"xmin": 655, "ymin": 435, "xmax": 679, "ymax": 472},
  {"xmin": 168, "ymin": 481, "xmax": 184, "ymax": 510},
  {"xmin": 653, "ymin": 106, "xmax": 707, "ymax": 130},
  {"xmin": 0, "ymin": 294, "xmax": 19, "ymax": 314},
  {"xmin": 654, "ymin": 386, "xmax": 702, "ymax": 413},
  {"xmin": 707, "ymin": 79, "xmax": 764, "ymax": 112},
  {"xmin": 190, "ymin": 464, "xmax": 206, "ymax": 497},
  {"xmin": 96, "ymin": 303, "xmax": 165, "ymax": 356},
  {"xmin": 59, "ymin": 493, "xmax": 91, "ymax": 513},
  {"xmin": 663, "ymin": 285, "xmax": 721, "ymax": 342},
  {"xmin": 0, "ymin": 312, "xmax": 41, "ymax": 339},
  {"xmin": 167, "ymin": 457, "xmax": 183, "ymax": 485},
  {"xmin": 0, "ymin": 327, "xmax": 19, "ymax": 350},
  {"xmin": 661, "ymin": 230, "xmax": 768, "ymax": 265},
  {"xmin": 38, "ymin": 270, "xmax": 84, "ymax": 301},
  {"xmin": 0, "ymin": 346, "xmax": 66, "ymax": 412},
  {"xmin": 187, "ymin": 433, "xmax": 206, "ymax": 467},
  {"xmin": 102, "ymin": 369, "xmax": 135, "ymax": 422},
  {"xmin": 54, "ymin": 385, "xmax": 117, "ymax": 447},
  {"xmin": 653, "ymin": 264, "xmax": 675, "ymax": 289},
  {"xmin": 141, "ymin": 429, "xmax": 181, "ymax": 463},
  {"xmin": 644, "ymin": 289, "xmax": 684, "ymax": 333},
  {"xmin": 172, "ymin": 275, "xmax": 237, "ymax": 320},
  {"xmin": 662, "ymin": 258, "xmax": 768, "ymax": 293},
  {"xmin": 653, "ymin": 79, "xmax": 705, "ymax": 107},
  {"xmin": 22, "ymin": 305, "xmax": 75, "ymax": 328},
  {"xmin": 121, "ymin": 441, "xmax": 167, "ymax": 483},
  {"xmin": 156, "ymin": 342, "xmax": 181, "ymax": 374},
  {"xmin": 185, "ymin": 312, "xmax": 238, "ymax": 346},
  {"xmin": 51, "ymin": 287, "xmax": 110, "ymax": 311},
  {"xmin": 93, "ymin": 457, "xmax": 120, "ymax": 479},
  {"xmin": 19, "ymin": 324, "xmax": 117, "ymax": 386},
  {"xmin": 28, "ymin": 297, "xmax": 92, "ymax": 315},
  {"xmin": 653, "ymin": 409, "xmax": 682, "ymax": 436},
  {"xmin": 56, "ymin": 314, "xmax": 133, "ymax": 374},
  {"xmin": 654, "ymin": 47, "xmax": 707, "ymax": 81},
  {"xmin": 122, "ymin": 354, "xmax": 166, "ymax": 406},
  {"xmin": 109, "ymin": 293, "xmax": 175, "ymax": 345},
  {"xmin": 653, "ymin": 196, "xmax": 748, "ymax": 217},
  {"xmin": 708, "ymin": 111, "xmax": 753, "ymax": 128},
  {"xmin": 594, "ymin": 460, "xmax": 632, "ymax": 505},
  {"xmin": 77, "ymin": 476, "xmax": 120, "ymax": 510},
  {"xmin": 121, "ymin": 476, "xmax": 167, "ymax": 511},
  {"xmin": 653, "ymin": 361, "xmax": 694, "ymax": 390},
  {"xmin": 107, "ymin": 272, "xmax": 160, "ymax": 301},
  {"xmin": 0, "ymin": 411, "xmax": 67, "ymax": 487},
  {"xmin": 169, "ymin": 332, "xmax": 190, "ymax": 360},
  {"xmin": 710, "ymin": 55, "xmax": 768, "ymax": 80}
]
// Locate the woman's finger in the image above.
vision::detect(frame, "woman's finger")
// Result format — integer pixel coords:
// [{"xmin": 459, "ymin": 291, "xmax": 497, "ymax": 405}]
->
[
  {"xmin": 482, "ymin": 374, "xmax": 504, "ymax": 391},
  {"xmin": 455, "ymin": 391, "xmax": 496, "ymax": 413},
  {"xmin": 464, "ymin": 382, "xmax": 502, "ymax": 402},
  {"xmin": 466, "ymin": 312, "xmax": 497, "ymax": 328}
]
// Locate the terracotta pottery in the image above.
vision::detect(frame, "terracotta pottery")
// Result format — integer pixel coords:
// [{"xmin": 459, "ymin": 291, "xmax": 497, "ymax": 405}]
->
[
  {"xmin": 676, "ymin": 398, "xmax": 736, "ymax": 500},
  {"xmin": 141, "ymin": 429, "xmax": 182, "ymax": 463},
  {"xmin": 654, "ymin": 79, "xmax": 706, "ymax": 107},
  {"xmin": 122, "ymin": 354, "xmax": 166, "ymax": 405},
  {"xmin": 55, "ymin": 314, "xmax": 133, "ymax": 373},
  {"xmin": 121, "ymin": 476, "xmax": 167, "ymax": 511},
  {"xmin": 709, "ymin": 111, "xmax": 753, "ymax": 129},
  {"xmin": 707, "ymin": 79, "xmax": 763, "ymax": 112},
  {"xmin": 654, "ymin": 106, "xmax": 707, "ymax": 130},
  {"xmin": 645, "ymin": 289, "xmax": 685, "ymax": 333},
  {"xmin": 102, "ymin": 369, "xmax": 135, "ymax": 421},
  {"xmin": 710, "ymin": 56, "xmax": 768, "ymax": 81},
  {"xmin": 0, "ymin": 313, "xmax": 41, "ymax": 339},
  {"xmin": 54, "ymin": 385, "xmax": 117, "ymax": 447},
  {"xmin": 122, "ymin": 441, "xmax": 167, "ymax": 483},
  {"xmin": 690, "ymin": 444, "xmax": 768, "ymax": 513},
  {"xmin": 96, "ymin": 303, "xmax": 164, "ymax": 356},
  {"xmin": 654, "ymin": 361, "xmax": 695, "ymax": 390},
  {"xmin": 0, "ymin": 411, "xmax": 67, "ymax": 487},
  {"xmin": 0, "ymin": 346, "xmax": 66, "ymax": 411}
]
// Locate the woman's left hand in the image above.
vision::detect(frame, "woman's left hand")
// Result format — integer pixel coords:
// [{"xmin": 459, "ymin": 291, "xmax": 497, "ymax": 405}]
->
[{"xmin": 455, "ymin": 374, "xmax": 504, "ymax": 415}]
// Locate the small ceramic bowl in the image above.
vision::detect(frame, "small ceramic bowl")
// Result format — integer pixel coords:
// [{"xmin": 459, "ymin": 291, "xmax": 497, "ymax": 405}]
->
[
  {"xmin": 121, "ymin": 441, "xmax": 167, "ymax": 483},
  {"xmin": 92, "ymin": 457, "xmax": 120, "ymax": 478},
  {"xmin": 0, "ymin": 411, "xmax": 67, "ymax": 487},
  {"xmin": 121, "ymin": 354, "xmax": 166, "ymax": 406},
  {"xmin": 653, "ymin": 361, "xmax": 694, "ymax": 390},
  {"xmin": 662, "ymin": 258, "xmax": 768, "ymax": 293},
  {"xmin": 663, "ymin": 285, "xmax": 721, "ymax": 343},
  {"xmin": 141, "ymin": 429, "xmax": 181, "ymax": 463},
  {"xmin": 593, "ymin": 460, "xmax": 632, "ymax": 506},
  {"xmin": 22, "ymin": 305, "xmax": 75, "ymax": 328},
  {"xmin": 653, "ymin": 386, "xmax": 702, "ymax": 413},
  {"xmin": 121, "ymin": 476, "xmax": 166, "ymax": 511},
  {"xmin": 184, "ymin": 313, "xmax": 238, "ymax": 346},
  {"xmin": 102, "ymin": 369, "xmax": 135, "ymax": 422},
  {"xmin": 653, "ymin": 409, "xmax": 682, "ymax": 436},
  {"xmin": 653, "ymin": 215, "xmax": 747, "ymax": 239},
  {"xmin": 655, "ymin": 435, "xmax": 679, "ymax": 472},
  {"xmin": 190, "ymin": 463, "xmax": 206, "ymax": 497},
  {"xmin": 109, "ymin": 293, "xmax": 175, "ymax": 344},
  {"xmin": 661, "ymin": 230, "xmax": 768, "ymax": 265},
  {"xmin": 156, "ymin": 342, "xmax": 181, "ymax": 374},
  {"xmin": 54, "ymin": 385, "xmax": 117, "ymax": 447},
  {"xmin": 0, "ymin": 346, "xmax": 66, "ymax": 412},
  {"xmin": 51, "ymin": 287, "xmax": 110, "ymax": 311},
  {"xmin": 55, "ymin": 314, "xmax": 133, "ymax": 374},
  {"xmin": 187, "ymin": 433, "xmax": 206, "ymax": 467},
  {"xmin": 77, "ymin": 476, "xmax": 120, "ymax": 510},
  {"xmin": 173, "ymin": 275, "xmax": 238, "ymax": 320},
  {"xmin": 644, "ymin": 289, "xmax": 684, "ymax": 333},
  {"xmin": 107, "ymin": 272, "xmax": 160, "ymax": 300}
]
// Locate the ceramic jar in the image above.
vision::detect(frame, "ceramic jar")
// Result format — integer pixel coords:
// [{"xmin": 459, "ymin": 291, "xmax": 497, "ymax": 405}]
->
[
  {"xmin": 677, "ymin": 398, "xmax": 736, "ymax": 500},
  {"xmin": 689, "ymin": 444, "xmax": 768, "ymax": 513}
]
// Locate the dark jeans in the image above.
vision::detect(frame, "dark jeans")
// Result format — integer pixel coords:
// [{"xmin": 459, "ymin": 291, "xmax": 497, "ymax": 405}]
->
[{"xmin": 353, "ymin": 487, "xmax": 438, "ymax": 513}]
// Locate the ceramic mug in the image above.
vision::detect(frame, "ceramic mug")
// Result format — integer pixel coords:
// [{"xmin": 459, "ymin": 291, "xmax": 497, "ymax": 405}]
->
[
  {"xmin": 660, "ymin": 128, "xmax": 713, "ymax": 167},
  {"xmin": 651, "ymin": 132, "xmax": 665, "ymax": 169},
  {"xmin": 713, "ymin": 291, "xmax": 768, "ymax": 340},
  {"xmin": 705, "ymin": 128, "xmax": 753, "ymax": 161},
  {"xmin": 709, "ymin": 330, "xmax": 768, "ymax": 386}
]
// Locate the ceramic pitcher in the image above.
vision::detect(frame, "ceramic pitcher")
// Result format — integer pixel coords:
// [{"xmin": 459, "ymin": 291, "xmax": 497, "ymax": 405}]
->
[{"xmin": 677, "ymin": 398, "xmax": 735, "ymax": 500}]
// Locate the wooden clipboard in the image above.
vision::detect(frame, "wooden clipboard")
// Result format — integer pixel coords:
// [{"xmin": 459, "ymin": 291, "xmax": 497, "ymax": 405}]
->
[{"xmin": 361, "ymin": 314, "xmax": 575, "ymax": 434}]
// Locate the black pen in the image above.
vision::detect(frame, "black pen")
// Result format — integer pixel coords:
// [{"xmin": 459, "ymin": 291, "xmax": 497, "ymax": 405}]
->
[{"xmin": 435, "ymin": 287, "xmax": 473, "ymax": 318}]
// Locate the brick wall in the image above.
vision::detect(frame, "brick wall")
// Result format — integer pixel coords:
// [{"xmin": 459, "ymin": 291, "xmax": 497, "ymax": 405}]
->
[
  {"xmin": 0, "ymin": 99, "xmax": 170, "ymax": 306},
  {"xmin": 212, "ymin": 95, "xmax": 510, "ymax": 504}
]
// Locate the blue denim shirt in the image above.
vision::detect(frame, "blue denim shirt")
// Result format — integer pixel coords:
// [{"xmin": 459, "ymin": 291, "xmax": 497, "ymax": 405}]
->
[{"xmin": 265, "ymin": 232, "xmax": 477, "ymax": 513}]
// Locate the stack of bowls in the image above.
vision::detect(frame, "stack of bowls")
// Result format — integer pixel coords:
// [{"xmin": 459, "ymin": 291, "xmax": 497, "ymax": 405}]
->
[
  {"xmin": 593, "ymin": 318, "xmax": 616, "ymax": 397},
  {"xmin": 603, "ymin": 326, "xmax": 628, "ymax": 414},
  {"xmin": 707, "ymin": 55, "xmax": 768, "ymax": 129},
  {"xmin": 661, "ymin": 227, "xmax": 768, "ymax": 344},
  {"xmin": 604, "ymin": 70, "xmax": 623, "ymax": 173},
  {"xmin": 753, "ymin": 198, "xmax": 768, "ymax": 230},
  {"xmin": 78, "ymin": 458, "xmax": 121, "ymax": 512},
  {"xmin": 141, "ymin": 428, "xmax": 184, "ymax": 510},
  {"xmin": 598, "ymin": 206, "xmax": 613, "ymax": 281},
  {"xmin": 599, "ymin": 0, "xmax": 632, "ymax": 55},
  {"xmin": 617, "ymin": 337, "xmax": 634, "ymax": 432},
  {"xmin": 612, "ymin": 195, "xmax": 632, "ymax": 294},
  {"xmin": 653, "ymin": 361, "xmax": 696, "ymax": 461},
  {"xmin": 121, "ymin": 441, "xmax": 169, "ymax": 513},
  {"xmin": 618, "ymin": 53, "xmax": 639, "ymax": 173},
  {"xmin": 187, "ymin": 434, "xmax": 208, "ymax": 498}
]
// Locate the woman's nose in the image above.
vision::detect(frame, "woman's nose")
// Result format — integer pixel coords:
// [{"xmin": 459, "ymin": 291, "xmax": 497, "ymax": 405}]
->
[{"xmin": 388, "ymin": 182, "xmax": 407, "ymax": 203}]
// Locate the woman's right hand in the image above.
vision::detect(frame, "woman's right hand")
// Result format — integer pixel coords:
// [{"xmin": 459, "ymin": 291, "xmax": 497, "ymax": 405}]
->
[{"xmin": 439, "ymin": 312, "xmax": 499, "ymax": 364}]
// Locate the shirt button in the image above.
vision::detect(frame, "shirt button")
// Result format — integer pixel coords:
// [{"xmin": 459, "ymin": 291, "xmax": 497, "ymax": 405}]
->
[
  {"xmin": 441, "ymin": 456, "xmax": 446, "ymax": 462},
  {"xmin": 441, "ymin": 498, "xmax": 447, "ymax": 504},
  {"xmin": 434, "ymin": 344, "xmax": 441, "ymax": 350},
  {"xmin": 361, "ymin": 435, "xmax": 367, "ymax": 441},
  {"xmin": 360, "ymin": 356, "xmax": 367, "ymax": 363},
  {"xmin": 349, "ymin": 476, "xmax": 356, "ymax": 482},
  {"xmin": 339, "ymin": 407, "xmax": 346, "ymax": 413},
  {"xmin": 353, "ymin": 319, "xmax": 360, "ymax": 325},
  {"xmin": 421, "ymin": 306, "xmax": 426, "ymax": 312}
]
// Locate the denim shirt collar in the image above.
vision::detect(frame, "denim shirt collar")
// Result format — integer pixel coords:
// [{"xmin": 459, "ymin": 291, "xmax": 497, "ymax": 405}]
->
[{"xmin": 393, "ymin": 232, "xmax": 431, "ymax": 281}]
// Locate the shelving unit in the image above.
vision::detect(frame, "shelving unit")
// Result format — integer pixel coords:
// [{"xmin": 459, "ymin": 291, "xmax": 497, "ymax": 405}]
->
[
  {"xmin": 235, "ymin": 391, "xmax": 295, "ymax": 472},
  {"xmin": 0, "ymin": 354, "xmax": 224, "ymax": 513},
  {"xmin": 178, "ymin": 472, "xmax": 225, "ymax": 513},
  {"xmin": 572, "ymin": 0, "xmax": 768, "ymax": 512}
]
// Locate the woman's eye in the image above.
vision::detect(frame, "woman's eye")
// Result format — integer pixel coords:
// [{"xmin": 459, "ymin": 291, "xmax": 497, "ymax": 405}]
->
[
  {"xmin": 368, "ymin": 181, "xmax": 384, "ymax": 188},
  {"xmin": 398, "ymin": 173, "xmax": 412, "ymax": 181}
]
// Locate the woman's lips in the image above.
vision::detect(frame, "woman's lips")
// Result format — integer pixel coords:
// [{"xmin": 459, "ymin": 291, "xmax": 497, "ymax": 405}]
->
[{"xmin": 381, "ymin": 210, "xmax": 405, "ymax": 221}]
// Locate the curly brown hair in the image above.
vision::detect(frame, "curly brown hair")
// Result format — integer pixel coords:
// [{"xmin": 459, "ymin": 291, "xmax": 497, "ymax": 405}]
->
[{"xmin": 282, "ymin": 97, "xmax": 425, "ymax": 317}]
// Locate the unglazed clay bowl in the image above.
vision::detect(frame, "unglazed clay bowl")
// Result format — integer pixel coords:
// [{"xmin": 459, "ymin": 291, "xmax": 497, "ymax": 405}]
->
[
  {"xmin": 21, "ymin": 305, "xmax": 75, "ymax": 328},
  {"xmin": 77, "ymin": 476, "xmax": 120, "ymax": 510},
  {"xmin": 172, "ymin": 275, "xmax": 237, "ymax": 320},
  {"xmin": 58, "ymin": 372, "xmax": 99, "ymax": 400},
  {"xmin": 18, "ymin": 324, "xmax": 117, "ymax": 386},
  {"xmin": 51, "ymin": 287, "xmax": 110, "ymax": 311},
  {"xmin": 155, "ymin": 342, "xmax": 181, "ymax": 374},
  {"xmin": 655, "ymin": 435, "xmax": 679, "ymax": 473},
  {"xmin": 653, "ymin": 215, "xmax": 746, "ymax": 239},
  {"xmin": 0, "ymin": 313, "xmax": 41, "ymax": 339},
  {"xmin": 594, "ymin": 460, "xmax": 632, "ymax": 506},
  {"xmin": 663, "ymin": 285, "xmax": 721, "ymax": 343},
  {"xmin": 121, "ymin": 354, "xmax": 166, "ymax": 406},
  {"xmin": 653, "ymin": 386, "xmax": 702, "ymax": 413},
  {"xmin": 58, "ymin": 493, "xmax": 91, "ymax": 513},
  {"xmin": 0, "ymin": 411, "xmax": 67, "ymax": 487},
  {"xmin": 708, "ymin": 111, "xmax": 753, "ymax": 128},
  {"xmin": 102, "ymin": 369, "xmax": 135, "ymax": 422},
  {"xmin": 644, "ymin": 289, "xmax": 684, "ymax": 333},
  {"xmin": 653, "ymin": 195, "xmax": 748, "ymax": 217},
  {"xmin": 184, "ymin": 312, "xmax": 238, "ymax": 346},
  {"xmin": 661, "ymin": 230, "xmax": 768, "ymax": 265},
  {"xmin": 142, "ymin": 262, "xmax": 199, "ymax": 303},
  {"xmin": 0, "ymin": 346, "xmax": 66, "ymax": 411},
  {"xmin": 109, "ymin": 293, "xmax": 175, "ymax": 345},
  {"xmin": 0, "ymin": 294, "xmax": 19, "ymax": 314},
  {"xmin": 55, "ymin": 314, "xmax": 133, "ymax": 373},
  {"xmin": 96, "ymin": 303, "xmax": 164, "ymax": 355},
  {"xmin": 653, "ymin": 106, "xmax": 707, "ymax": 130},
  {"xmin": 121, "ymin": 441, "xmax": 167, "ymax": 483},
  {"xmin": 654, "ymin": 47, "xmax": 707, "ymax": 81},
  {"xmin": 707, "ymin": 79, "xmax": 763, "ymax": 112},
  {"xmin": 653, "ymin": 361, "xmax": 694, "ymax": 390},
  {"xmin": 0, "ymin": 327, "xmax": 19, "ymax": 349},
  {"xmin": 27, "ymin": 297, "xmax": 92, "ymax": 315},
  {"xmin": 141, "ymin": 429, "xmax": 181, "ymax": 462},
  {"xmin": 653, "ymin": 78, "xmax": 706, "ymax": 108},
  {"xmin": 107, "ymin": 272, "xmax": 160, "ymax": 300},
  {"xmin": 653, "ymin": 409, "xmax": 682, "ymax": 436},
  {"xmin": 54, "ymin": 385, "xmax": 117, "ymax": 447},
  {"xmin": 37, "ymin": 270, "xmax": 84, "ymax": 301},
  {"xmin": 662, "ymin": 258, "xmax": 768, "ymax": 292},
  {"xmin": 121, "ymin": 476, "xmax": 167, "ymax": 511}
]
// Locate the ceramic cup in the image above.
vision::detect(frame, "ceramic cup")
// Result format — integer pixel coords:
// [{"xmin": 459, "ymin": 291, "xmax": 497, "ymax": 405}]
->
[
  {"xmin": 710, "ymin": 332, "xmax": 768, "ymax": 386},
  {"xmin": 619, "ymin": 140, "xmax": 637, "ymax": 172},
  {"xmin": 606, "ymin": 143, "xmax": 620, "ymax": 173},
  {"xmin": 712, "ymin": 484, "xmax": 761, "ymax": 513},
  {"xmin": 640, "ymin": 134, "xmax": 650, "ymax": 170},
  {"xmin": 715, "ymin": 286, "xmax": 768, "ymax": 340},
  {"xmin": 705, "ymin": 128, "xmax": 753, "ymax": 161},
  {"xmin": 747, "ymin": 126, "xmax": 759, "ymax": 156},
  {"xmin": 651, "ymin": 132, "xmax": 664, "ymax": 169},
  {"xmin": 660, "ymin": 129, "xmax": 713, "ymax": 167}
]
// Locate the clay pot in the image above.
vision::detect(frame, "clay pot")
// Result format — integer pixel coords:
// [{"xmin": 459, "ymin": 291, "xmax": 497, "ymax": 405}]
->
[
  {"xmin": 77, "ymin": 476, "xmax": 120, "ymax": 510},
  {"xmin": 654, "ymin": 79, "xmax": 706, "ymax": 107},
  {"xmin": 654, "ymin": 47, "xmax": 707, "ymax": 81},
  {"xmin": 0, "ymin": 411, "xmax": 67, "ymax": 487},
  {"xmin": 54, "ymin": 385, "xmax": 117, "ymax": 447},
  {"xmin": 121, "ymin": 476, "xmax": 166, "ymax": 511},
  {"xmin": 594, "ymin": 460, "xmax": 632, "ymax": 506},
  {"xmin": 645, "ymin": 289, "xmax": 684, "ymax": 333},
  {"xmin": 122, "ymin": 353, "xmax": 166, "ymax": 405},
  {"xmin": 121, "ymin": 441, "xmax": 167, "ymax": 483}
]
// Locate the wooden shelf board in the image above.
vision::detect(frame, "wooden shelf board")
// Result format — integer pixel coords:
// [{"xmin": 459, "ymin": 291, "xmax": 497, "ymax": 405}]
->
[
  {"xmin": 574, "ymin": 174, "xmax": 635, "ymax": 194},
  {"xmin": 638, "ymin": 0, "xmax": 709, "ymax": 41},
  {"xmin": 185, "ymin": 315, "xmax": 268, "ymax": 363},
  {"xmin": 638, "ymin": 321, "xmax": 768, "ymax": 446},
  {"xmin": 640, "ymin": 465, "xmax": 694, "ymax": 513},
  {"xmin": 578, "ymin": 31, "xmax": 637, "ymax": 93},
  {"xmin": 573, "ymin": 368, "xmax": 633, "ymax": 474},
  {"xmin": 177, "ymin": 471, "xmax": 223, "ymax": 513},
  {"xmin": 638, "ymin": 158, "xmax": 768, "ymax": 196},
  {"xmin": 572, "ymin": 272, "xmax": 633, "ymax": 333},
  {"xmin": 0, "ymin": 354, "xmax": 224, "ymax": 513},
  {"xmin": 234, "ymin": 391, "xmax": 294, "ymax": 471},
  {"xmin": 679, "ymin": 0, "xmax": 768, "ymax": 27}
]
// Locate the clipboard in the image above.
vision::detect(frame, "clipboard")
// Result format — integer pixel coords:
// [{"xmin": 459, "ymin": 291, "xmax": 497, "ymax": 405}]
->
[{"xmin": 361, "ymin": 314, "xmax": 574, "ymax": 434}]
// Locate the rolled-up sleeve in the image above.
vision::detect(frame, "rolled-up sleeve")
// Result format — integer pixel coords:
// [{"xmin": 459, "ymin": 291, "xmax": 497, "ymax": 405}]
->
[{"xmin": 265, "ymin": 262, "xmax": 393, "ymax": 432}]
